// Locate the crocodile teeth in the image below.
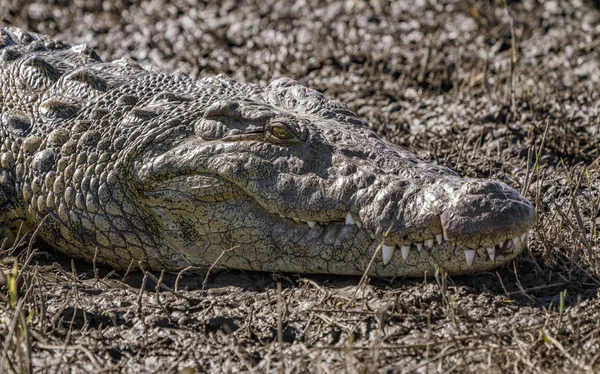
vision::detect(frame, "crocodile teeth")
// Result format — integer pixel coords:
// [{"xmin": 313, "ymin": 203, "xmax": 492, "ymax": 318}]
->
[
  {"xmin": 512, "ymin": 237, "xmax": 519, "ymax": 246},
  {"xmin": 382, "ymin": 245, "xmax": 396, "ymax": 265},
  {"xmin": 520, "ymin": 232, "xmax": 527, "ymax": 243},
  {"xmin": 345, "ymin": 213, "xmax": 355, "ymax": 225},
  {"xmin": 436, "ymin": 234, "xmax": 443, "ymax": 245},
  {"xmin": 307, "ymin": 221, "xmax": 317, "ymax": 228},
  {"xmin": 486, "ymin": 247, "xmax": 495, "ymax": 261},
  {"xmin": 424, "ymin": 239, "xmax": 434, "ymax": 248},
  {"xmin": 464, "ymin": 249, "xmax": 476, "ymax": 266},
  {"xmin": 356, "ymin": 221, "xmax": 363, "ymax": 229},
  {"xmin": 400, "ymin": 245, "xmax": 410, "ymax": 260},
  {"xmin": 443, "ymin": 232, "xmax": 448, "ymax": 241},
  {"xmin": 416, "ymin": 242, "xmax": 423, "ymax": 251}
]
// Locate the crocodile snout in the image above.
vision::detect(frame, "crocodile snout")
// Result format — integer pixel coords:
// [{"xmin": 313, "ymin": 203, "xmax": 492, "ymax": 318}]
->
[{"xmin": 440, "ymin": 179, "xmax": 537, "ymax": 247}]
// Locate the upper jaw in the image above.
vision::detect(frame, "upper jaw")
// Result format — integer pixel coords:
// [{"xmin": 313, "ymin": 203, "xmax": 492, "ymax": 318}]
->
[
  {"xmin": 264, "ymin": 175, "xmax": 536, "ymax": 274},
  {"xmin": 268, "ymin": 207, "xmax": 532, "ymax": 275},
  {"xmin": 286, "ymin": 175, "xmax": 537, "ymax": 245}
]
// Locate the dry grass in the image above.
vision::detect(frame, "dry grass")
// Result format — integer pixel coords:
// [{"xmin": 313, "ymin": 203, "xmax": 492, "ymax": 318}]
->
[{"xmin": 1, "ymin": 0, "xmax": 600, "ymax": 372}]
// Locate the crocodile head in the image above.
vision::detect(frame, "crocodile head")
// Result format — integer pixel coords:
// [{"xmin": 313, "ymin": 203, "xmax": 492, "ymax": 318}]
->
[{"xmin": 134, "ymin": 77, "xmax": 536, "ymax": 276}]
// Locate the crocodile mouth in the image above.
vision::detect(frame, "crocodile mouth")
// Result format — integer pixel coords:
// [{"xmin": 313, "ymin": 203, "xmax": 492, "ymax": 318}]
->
[
  {"xmin": 140, "ymin": 170, "xmax": 535, "ymax": 276},
  {"xmin": 263, "ymin": 207, "xmax": 531, "ymax": 274},
  {"xmin": 251, "ymin": 175, "xmax": 536, "ymax": 273}
]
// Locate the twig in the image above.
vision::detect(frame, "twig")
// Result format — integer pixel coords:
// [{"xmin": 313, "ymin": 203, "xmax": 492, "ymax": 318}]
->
[
  {"xmin": 92, "ymin": 246, "xmax": 99, "ymax": 282},
  {"xmin": 202, "ymin": 246, "xmax": 237, "ymax": 291},
  {"xmin": 523, "ymin": 119, "xmax": 549, "ymax": 197},
  {"xmin": 139, "ymin": 267, "xmax": 194, "ymax": 301},
  {"xmin": 542, "ymin": 329, "xmax": 593, "ymax": 372},
  {"xmin": 495, "ymin": 271, "xmax": 510, "ymax": 298},
  {"xmin": 121, "ymin": 258, "xmax": 135, "ymax": 282},
  {"xmin": 348, "ymin": 224, "xmax": 394, "ymax": 306},
  {"xmin": 38, "ymin": 344, "xmax": 101, "ymax": 370},
  {"xmin": 175, "ymin": 266, "xmax": 206, "ymax": 292},
  {"xmin": 504, "ymin": 1, "xmax": 517, "ymax": 116},
  {"xmin": 277, "ymin": 281, "xmax": 283, "ymax": 344},
  {"xmin": 136, "ymin": 264, "xmax": 148, "ymax": 315}
]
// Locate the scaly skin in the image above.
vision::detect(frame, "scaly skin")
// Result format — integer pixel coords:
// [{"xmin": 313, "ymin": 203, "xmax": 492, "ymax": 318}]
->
[{"xmin": 0, "ymin": 28, "xmax": 536, "ymax": 277}]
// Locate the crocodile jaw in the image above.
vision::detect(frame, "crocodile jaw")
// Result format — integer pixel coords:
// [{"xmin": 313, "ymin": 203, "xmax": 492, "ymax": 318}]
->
[
  {"xmin": 141, "ymin": 171, "xmax": 535, "ymax": 277},
  {"xmin": 142, "ymin": 197, "xmax": 531, "ymax": 277}
]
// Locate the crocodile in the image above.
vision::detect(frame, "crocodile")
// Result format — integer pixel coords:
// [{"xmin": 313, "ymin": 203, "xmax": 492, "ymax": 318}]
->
[{"xmin": 0, "ymin": 28, "xmax": 536, "ymax": 277}]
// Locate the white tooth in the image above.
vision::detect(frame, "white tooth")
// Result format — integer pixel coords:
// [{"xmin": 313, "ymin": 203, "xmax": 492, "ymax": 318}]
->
[
  {"xmin": 464, "ymin": 249, "xmax": 475, "ymax": 266},
  {"xmin": 520, "ymin": 233, "xmax": 527, "ymax": 243},
  {"xmin": 382, "ymin": 245, "xmax": 396, "ymax": 265},
  {"xmin": 486, "ymin": 247, "xmax": 495, "ymax": 261},
  {"xmin": 512, "ymin": 237, "xmax": 519, "ymax": 246},
  {"xmin": 293, "ymin": 217, "xmax": 300, "ymax": 222},
  {"xmin": 400, "ymin": 245, "xmax": 410, "ymax": 260},
  {"xmin": 443, "ymin": 232, "xmax": 448, "ymax": 241},
  {"xmin": 307, "ymin": 221, "xmax": 317, "ymax": 228},
  {"xmin": 416, "ymin": 242, "xmax": 423, "ymax": 251},
  {"xmin": 356, "ymin": 221, "xmax": 363, "ymax": 229},
  {"xmin": 436, "ymin": 234, "xmax": 443, "ymax": 245},
  {"xmin": 345, "ymin": 213, "xmax": 355, "ymax": 225},
  {"xmin": 425, "ymin": 239, "xmax": 434, "ymax": 248}
]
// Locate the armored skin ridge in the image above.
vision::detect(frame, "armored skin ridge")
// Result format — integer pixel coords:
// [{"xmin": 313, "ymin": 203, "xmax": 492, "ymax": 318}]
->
[{"xmin": 0, "ymin": 27, "xmax": 536, "ymax": 277}]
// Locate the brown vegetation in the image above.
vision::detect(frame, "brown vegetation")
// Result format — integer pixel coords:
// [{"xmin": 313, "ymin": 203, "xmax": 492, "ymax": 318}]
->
[{"xmin": 1, "ymin": 0, "xmax": 599, "ymax": 372}]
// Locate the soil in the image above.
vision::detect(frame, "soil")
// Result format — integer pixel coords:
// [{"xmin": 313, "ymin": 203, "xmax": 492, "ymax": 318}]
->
[{"xmin": 1, "ymin": 0, "xmax": 599, "ymax": 372}]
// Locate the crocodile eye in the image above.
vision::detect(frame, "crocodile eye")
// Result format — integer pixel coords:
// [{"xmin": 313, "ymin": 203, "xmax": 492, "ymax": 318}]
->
[
  {"xmin": 271, "ymin": 124, "xmax": 289, "ymax": 139},
  {"xmin": 265, "ymin": 121, "xmax": 303, "ymax": 144}
]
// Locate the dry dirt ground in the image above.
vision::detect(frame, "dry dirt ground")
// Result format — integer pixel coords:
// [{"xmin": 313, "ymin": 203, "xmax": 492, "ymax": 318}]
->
[{"xmin": 1, "ymin": 0, "xmax": 600, "ymax": 372}]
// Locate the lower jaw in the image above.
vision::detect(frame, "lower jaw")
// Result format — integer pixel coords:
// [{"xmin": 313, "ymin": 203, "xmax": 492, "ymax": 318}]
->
[
  {"xmin": 167, "ymin": 205, "xmax": 530, "ymax": 276},
  {"xmin": 214, "ymin": 233, "xmax": 528, "ymax": 277}
]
